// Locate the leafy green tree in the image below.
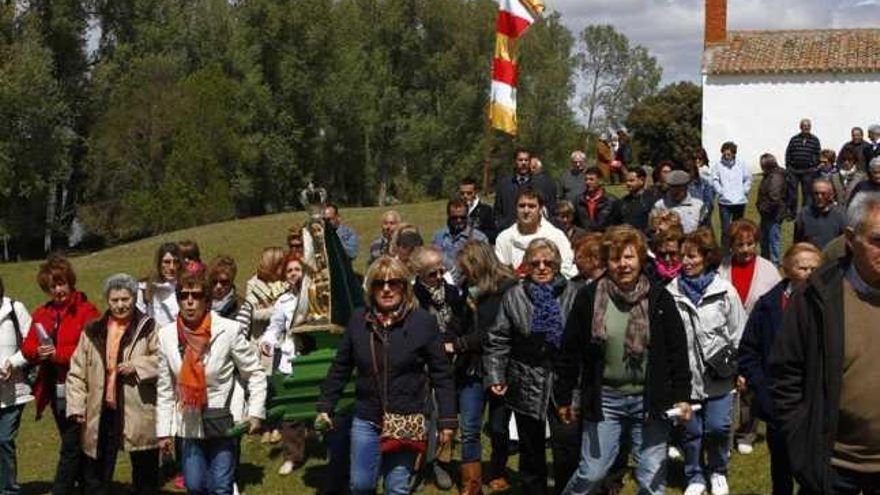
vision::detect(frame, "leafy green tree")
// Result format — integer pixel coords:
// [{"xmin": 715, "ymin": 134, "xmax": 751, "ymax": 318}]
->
[
  {"xmin": 626, "ymin": 81, "xmax": 702, "ymax": 167},
  {"xmin": 576, "ymin": 24, "xmax": 661, "ymax": 133}
]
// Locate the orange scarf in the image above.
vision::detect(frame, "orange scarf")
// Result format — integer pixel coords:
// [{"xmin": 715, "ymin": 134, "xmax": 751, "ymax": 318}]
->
[{"xmin": 177, "ymin": 313, "xmax": 212, "ymax": 411}]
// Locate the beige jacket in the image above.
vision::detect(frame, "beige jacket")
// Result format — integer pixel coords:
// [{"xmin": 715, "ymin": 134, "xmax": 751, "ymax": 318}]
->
[{"xmin": 66, "ymin": 311, "xmax": 159, "ymax": 459}]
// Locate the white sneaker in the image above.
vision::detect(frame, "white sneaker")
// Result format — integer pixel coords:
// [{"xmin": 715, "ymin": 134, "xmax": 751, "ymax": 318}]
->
[
  {"xmin": 736, "ymin": 442, "xmax": 754, "ymax": 455},
  {"xmin": 684, "ymin": 482, "xmax": 706, "ymax": 495},
  {"xmin": 233, "ymin": 483, "xmax": 240, "ymax": 495},
  {"xmin": 668, "ymin": 446, "xmax": 683, "ymax": 460},
  {"xmin": 278, "ymin": 460, "xmax": 295, "ymax": 475},
  {"xmin": 710, "ymin": 473, "xmax": 729, "ymax": 495}
]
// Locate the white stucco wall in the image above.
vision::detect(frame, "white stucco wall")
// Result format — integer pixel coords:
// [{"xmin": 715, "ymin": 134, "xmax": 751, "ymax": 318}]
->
[{"xmin": 702, "ymin": 72, "xmax": 880, "ymax": 172}]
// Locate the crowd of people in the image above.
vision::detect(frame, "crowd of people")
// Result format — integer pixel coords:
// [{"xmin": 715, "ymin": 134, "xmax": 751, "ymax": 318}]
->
[{"xmin": 0, "ymin": 119, "xmax": 879, "ymax": 495}]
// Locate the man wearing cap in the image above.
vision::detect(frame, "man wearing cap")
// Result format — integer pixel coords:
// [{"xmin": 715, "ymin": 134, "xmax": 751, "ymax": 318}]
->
[{"xmin": 651, "ymin": 170, "xmax": 706, "ymax": 234}]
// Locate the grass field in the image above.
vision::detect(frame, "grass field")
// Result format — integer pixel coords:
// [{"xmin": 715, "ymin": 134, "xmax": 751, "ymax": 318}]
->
[{"xmin": 0, "ymin": 187, "xmax": 787, "ymax": 494}]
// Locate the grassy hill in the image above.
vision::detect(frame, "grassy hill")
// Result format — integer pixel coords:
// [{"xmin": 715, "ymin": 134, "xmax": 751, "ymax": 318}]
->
[{"xmin": 0, "ymin": 191, "xmax": 782, "ymax": 494}]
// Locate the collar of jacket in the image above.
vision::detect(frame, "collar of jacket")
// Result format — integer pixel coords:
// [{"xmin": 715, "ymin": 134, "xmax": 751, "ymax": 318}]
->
[
  {"xmin": 89, "ymin": 309, "xmax": 150, "ymax": 338},
  {"xmin": 667, "ymin": 272, "xmax": 729, "ymax": 308},
  {"xmin": 523, "ymin": 274, "xmax": 568, "ymax": 299},
  {"xmin": 43, "ymin": 290, "xmax": 88, "ymax": 315}
]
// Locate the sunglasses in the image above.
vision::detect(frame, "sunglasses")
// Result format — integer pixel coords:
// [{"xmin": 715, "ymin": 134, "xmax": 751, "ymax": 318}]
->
[
  {"xmin": 179, "ymin": 290, "xmax": 206, "ymax": 301},
  {"xmin": 370, "ymin": 278, "xmax": 407, "ymax": 292},
  {"xmin": 213, "ymin": 279, "xmax": 232, "ymax": 287},
  {"xmin": 529, "ymin": 259, "xmax": 557, "ymax": 269},
  {"xmin": 425, "ymin": 268, "xmax": 445, "ymax": 278}
]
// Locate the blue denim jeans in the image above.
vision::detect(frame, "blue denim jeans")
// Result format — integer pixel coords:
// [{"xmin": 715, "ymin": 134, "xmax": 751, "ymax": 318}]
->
[
  {"xmin": 0, "ymin": 405, "xmax": 23, "ymax": 495},
  {"xmin": 562, "ymin": 388, "xmax": 670, "ymax": 495},
  {"xmin": 760, "ymin": 219, "xmax": 782, "ymax": 266},
  {"xmin": 683, "ymin": 393, "xmax": 734, "ymax": 486},
  {"xmin": 350, "ymin": 417, "xmax": 417, "ymax": 495},
  {"xmin": 181, "ymin": 437, "xmax": 237, "ymax": 495},
  {"xmin": 458, "ymin": 377, "xmax": 485, "ymax": 463},
  {"xmin": 719, "ymin": 204, "xmax": 746, "ymax": 249}
]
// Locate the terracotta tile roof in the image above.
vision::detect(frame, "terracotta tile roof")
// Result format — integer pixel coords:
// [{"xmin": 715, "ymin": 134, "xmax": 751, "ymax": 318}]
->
[{"xmin": 703, "ymin": 29, "xmax": 880, "ymax": 75}]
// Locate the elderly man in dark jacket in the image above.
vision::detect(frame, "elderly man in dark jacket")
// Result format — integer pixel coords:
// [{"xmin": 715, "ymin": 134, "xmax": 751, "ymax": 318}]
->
[
  {"xmin": 771, "ymin": 191, "xmax": 880, "ymax": 494},
  {"xmin": 785, "ymin": 118, "xmax": 822, "ymax": 209},
  {"xmin": 837, "ymin": 127, "xmax": 872, "ymax": 172}
]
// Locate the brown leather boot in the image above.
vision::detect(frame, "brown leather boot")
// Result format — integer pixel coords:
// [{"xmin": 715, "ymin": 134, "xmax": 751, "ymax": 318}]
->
[{"xmin": 460, "ymin": 462, "xmax": 483, "ymax": 495}]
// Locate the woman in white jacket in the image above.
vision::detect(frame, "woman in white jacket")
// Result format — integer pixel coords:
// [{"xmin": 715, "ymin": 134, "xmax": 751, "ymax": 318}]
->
[
  {"xmin": 0, "ymin": 277, "xmax": 33, "ymax": 495},
  {"xmin": 137, "ymin": 242, "xmax": 182, "ymax": 327},
  {"xmin": 259, "ymin": 254, "xmax": 311, "ymax": 475},
  {"xmin": 156, "ymin": 270, "xmax": 267, "ymax": 495},
  {"xmin": 667, "ymin": 228, "xmax": 747, "ymax": 495}
]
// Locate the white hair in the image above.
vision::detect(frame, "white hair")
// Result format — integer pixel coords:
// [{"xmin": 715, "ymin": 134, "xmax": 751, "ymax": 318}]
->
[
  {"xmin": 867, "ymin": 124, "xmax": 880, "ymax": 135},
  {"xmin": 103, "ymin": 273, "xmax": 139, "ymax": 300},
  {"xmin": 869, "ymin": 156, "xmax": 880, "ymax": 171},
  {"xmin": 570, "ymin": 150, "xmax": 586, "ymax": 161},
  {"xmin": 846, "ymin": 191, "xmax": 880, "ymax": 233}
]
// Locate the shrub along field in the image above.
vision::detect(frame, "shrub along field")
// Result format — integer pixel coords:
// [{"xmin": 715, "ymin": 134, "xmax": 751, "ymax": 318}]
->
[{"xmin": 1, "ymin": 187, "xmax": 788, "ymax": 493}]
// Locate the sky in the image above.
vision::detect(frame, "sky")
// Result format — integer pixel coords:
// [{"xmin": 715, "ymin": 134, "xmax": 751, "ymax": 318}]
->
[{"xmin": 550, "ymin": 0, "xmax": 880, "ymax": 84}]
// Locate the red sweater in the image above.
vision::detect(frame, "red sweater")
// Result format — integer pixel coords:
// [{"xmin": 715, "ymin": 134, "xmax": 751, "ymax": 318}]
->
[
  {"xmin": 730, "ymin": 258, "xmax": 756, "ymax": 305},
  {"xmin": 21, "ymin": 291, "xmax": 100, "ymax": 417}
]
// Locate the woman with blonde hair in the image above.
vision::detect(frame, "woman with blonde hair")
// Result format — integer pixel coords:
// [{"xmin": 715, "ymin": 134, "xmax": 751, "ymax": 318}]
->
[
  {"xmin": 236, "ymin": 247, "xmax": 287, "ymax": 343},
  {"xmin": 317, "ymin": 256, "xmax": 456, "ymax": 495},
  {"xmin": 454, "ymin": 241, "xmax": 517, "ymax": 493}
]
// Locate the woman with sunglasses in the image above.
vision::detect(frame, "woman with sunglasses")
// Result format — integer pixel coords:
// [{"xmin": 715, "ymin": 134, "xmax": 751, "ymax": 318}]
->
[
  {"xmin": 555, "ymin": 226, "xmax": 692, "ymax": 495},
  {"xmin": 317, "ymin": 256, "xmax": 456, "ymax": 495},
  {"xmin": 66, "ymin": 273, "xmax": 160, "ymax": 495},
  {"xmin": 156, "ymin": 270, "xmax": 266, "ymax": 495},
  {"xmin": 259, "ymin": 254, "xmax": 312, "ymax": 475},
  {"xmin": 207, "ymin": 256, "xmax": 242, "ymax": 319},
  {"xmin": 484, "ymin": 238, "xmax": 581, "ymax": 495},
  {"xmin": 137, "ymin": 243, "xmax": 182, "ymax": 328},
  {"xmin": 411, "ymin": 247, "xmax": 465, "ymax": 490},
  {"xmin": 454, "ymin": 241, "xmax": 518, "ymax": 493}
]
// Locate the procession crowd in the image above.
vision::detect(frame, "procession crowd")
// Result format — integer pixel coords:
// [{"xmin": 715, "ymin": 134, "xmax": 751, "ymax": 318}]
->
[{"xmin": 0, "ymin": 120, "xmax": 879, "ymax": 495}]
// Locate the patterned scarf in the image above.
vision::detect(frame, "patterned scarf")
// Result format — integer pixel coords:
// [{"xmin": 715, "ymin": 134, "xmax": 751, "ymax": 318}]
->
[
  {"xmin": 423, "ymin": 283, "xmax": 453, "ymax": 333},
  {"xmin": 585, "ymin": 188, "xmax": 605, "ymax": 220},
  {"xmin": 526, "ymin": 279, "xmax": 564, "ymax": 349},
  {"xmin": 678, "ymin": 270, "xmax": 717, "ymax": 306},
  {"xmin": 591, "ymin": 275, "xmax": 651, "ymax": 363},
  {"xmin": 176, "ymin": 313, "xmax": 212, "ymax": 411},
  {"xmin": 366, "ymin": 304, "xmax": 411, "ymax": 330}
]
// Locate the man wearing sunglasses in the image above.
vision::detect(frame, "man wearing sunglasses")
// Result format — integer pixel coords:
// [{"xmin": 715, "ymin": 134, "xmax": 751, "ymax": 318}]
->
[
  {"xmin": 432, "ymin": 199, "xmax": 488, "ymax": 285},
  {"xmin": 495, "ymin": 188, "xmax": 577, "ymax": 279}
]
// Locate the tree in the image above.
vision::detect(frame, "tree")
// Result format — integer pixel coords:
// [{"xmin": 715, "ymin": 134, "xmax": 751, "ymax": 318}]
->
[
  {"xmin": 626, "ymin": 81, "xmax": 702, "ymax": 167},
  {"xmin": 576, "ymin": 25, "xmax": 661, "ymax": 133}
]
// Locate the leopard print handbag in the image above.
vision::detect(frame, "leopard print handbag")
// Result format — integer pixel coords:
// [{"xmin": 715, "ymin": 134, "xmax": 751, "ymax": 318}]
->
[{"xmin": 370, "ymin": 331, "xmax": 428, "ymax": 454}]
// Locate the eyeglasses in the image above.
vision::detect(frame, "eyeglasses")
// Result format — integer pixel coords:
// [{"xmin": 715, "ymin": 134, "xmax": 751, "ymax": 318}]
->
[
  {"xmin": 529, "ymin": 259, "xmax": 557, "ymax": 269},
  {"xmin": 370, "ymin": 278, "xmax": 407, "ymax": 292},
  {"xmin": 289, "ymin": 243, "xmax": 304, "ymax": 249},
  {"xmin": 425, "ymin": 268, "xmax": 445, "ymax": 278},
  {"xmin": 213, "ymin": 279, "xmax": 232, "ymax": 287},
  {"xmin": 179, "ymin": 290, "xmax": 206, "ymax": 301}
]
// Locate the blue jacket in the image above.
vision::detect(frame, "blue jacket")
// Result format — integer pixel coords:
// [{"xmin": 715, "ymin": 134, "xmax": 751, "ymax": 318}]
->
[{"xmin": 738, "ymin": 280, "xmax": 787, "ymax": 423}]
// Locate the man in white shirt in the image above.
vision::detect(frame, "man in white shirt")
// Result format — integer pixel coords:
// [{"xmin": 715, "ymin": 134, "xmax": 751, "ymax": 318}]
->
[
  {"xmin": 652, "ymin": 170, "xmax": 706, "ymax": 234},
  {"xmin": 495, "ymin": 188, "xmax": 577, "ymax": 278}
]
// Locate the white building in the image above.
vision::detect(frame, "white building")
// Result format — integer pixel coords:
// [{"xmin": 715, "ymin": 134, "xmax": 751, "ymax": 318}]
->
[{"xmin": 701, "ymin": 0, "xmax": 880, "ymax": 172}]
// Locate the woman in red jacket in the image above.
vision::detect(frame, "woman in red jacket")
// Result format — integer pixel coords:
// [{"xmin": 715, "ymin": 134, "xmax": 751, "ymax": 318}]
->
[{"xmin": 21, "ymin": 255, "xmax": 100, "ymax": 495}]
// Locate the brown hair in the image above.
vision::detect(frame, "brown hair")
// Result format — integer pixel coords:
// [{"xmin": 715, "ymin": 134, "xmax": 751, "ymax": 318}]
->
[
  {"xmin": 37, "ymin": 255, "xmax": 77, "ymax": 293},
  {"xmin": 281, "ymin": 252, "xmax": 313, "ymax": 278},
  {"xmin": 781, "ymin": 242, "xmax": 822, "ymax": 278},
  {"xmin": 601, "ymin": 225, "xmax": 648, "ymax": 265},
  {"xmin": 176, "ymin": 269, "xmax": 212, "ymax": 305},
  {"xmin": 207, "ymin": 255, "xmax": 238, "ymax": 286},
  {"xmin": 652, "ymin": 225, "xmax": 684, "ymax": 251},
  {"xmin": 178, "ymin": 239, "xmax": 201, "ymax": 262},
  {"xmin": 681, "ymin": 227, "xmax": 723, "ymax": 268},
  {"xmin": 363, "ymin": 256, "xmax": 416, "ymax": 313},
  {"xmin": 256, "ymin": 246, "xmax": 286, "ymax": 282},
  {"xmin": 728, "ymin": 219, "xmax": 760, "ymax": 244},
  {"xmin": 574, "ymin": 233, "xmax": 603, "ymax": 262},
  {"xmin": 819, "ymin": 149, "xmax": 836, "ymax": 164},
  {"xmin": 648, "ymin": 209, "xmax": 683, "ymax": 233},
  {"xmin": 515, "ymin": 186, "xmax": 545, "ymax": 207},
  {"xmin": 455, "ymin": 240, "xmax": 516, "ymax": 294}
]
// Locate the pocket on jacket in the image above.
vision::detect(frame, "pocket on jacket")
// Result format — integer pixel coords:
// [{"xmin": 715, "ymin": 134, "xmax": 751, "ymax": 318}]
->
[{"xmin": 505, "ymin": 360, "xmax": 547, "ymax": 412}]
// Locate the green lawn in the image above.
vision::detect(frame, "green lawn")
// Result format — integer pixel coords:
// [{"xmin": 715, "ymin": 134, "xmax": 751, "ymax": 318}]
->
[{"xmin": 2, "ymin": 189, "xmax": 785, "ymax": 494}]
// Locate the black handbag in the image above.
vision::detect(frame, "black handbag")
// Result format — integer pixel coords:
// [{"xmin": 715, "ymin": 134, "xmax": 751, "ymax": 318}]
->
[
  {"xmin": 202, "ymin": 387, "xmax": 235, "ymax": 439},
  {"xmin": 704, "ymin": 344, "xmax": 738, "ymax": 379}
]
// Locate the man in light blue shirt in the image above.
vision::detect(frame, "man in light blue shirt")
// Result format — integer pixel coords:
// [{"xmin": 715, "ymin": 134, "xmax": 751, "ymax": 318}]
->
[
  {"xmin": 323, "ymin": 203, "xmax": 359, "ymax": 261},
  {"xmin": 651, "ymin": 170, "xmax": 706, "ymax": 234},
  {"xmin": 712, "ymin": 141, "xmax": 753, "ymax": 248},
  {"xmin": 432, "ymin": 199, "xmax": 488, "ymax": 284}
]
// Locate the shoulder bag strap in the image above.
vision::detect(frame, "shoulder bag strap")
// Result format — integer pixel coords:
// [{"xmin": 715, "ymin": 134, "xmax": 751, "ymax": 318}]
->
[
  {"xmin": 369, "ymin": 330, "xmax": 387, "ymax": 414},
  {"xmin": 8, "ymin": 301, "xmax": 22, "ymax": 350}
]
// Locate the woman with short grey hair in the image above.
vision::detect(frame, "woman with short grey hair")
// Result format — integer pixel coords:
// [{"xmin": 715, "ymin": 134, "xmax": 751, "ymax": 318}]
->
[
  {"xmin": 66, "ymin": 273, "xmax": 160, "ymax": 494},
  {"xmin": 484, "ymin": 238, "xmax": 582, "ymax": 495}
]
